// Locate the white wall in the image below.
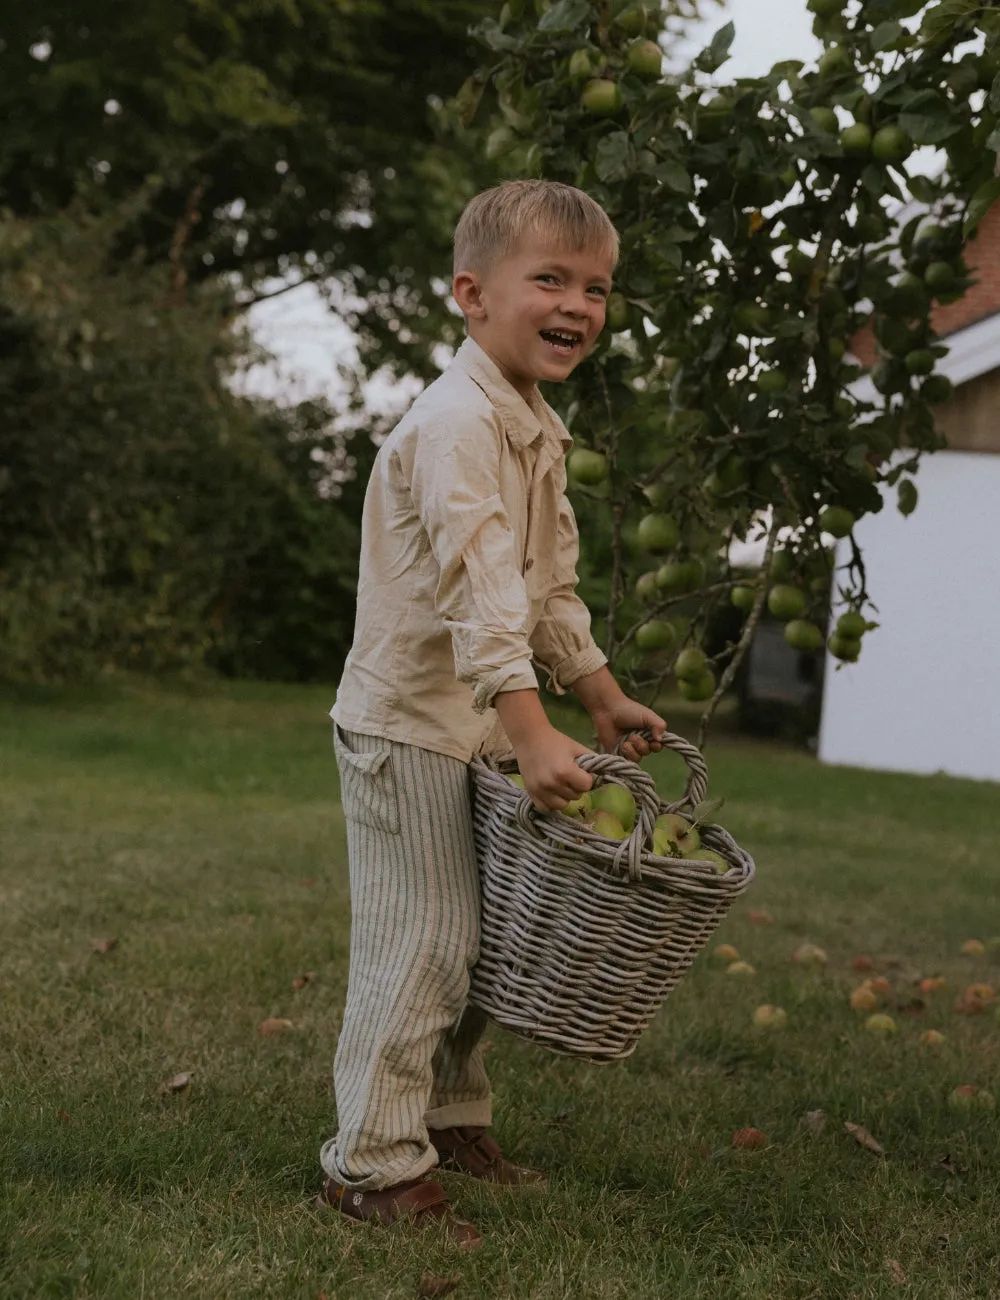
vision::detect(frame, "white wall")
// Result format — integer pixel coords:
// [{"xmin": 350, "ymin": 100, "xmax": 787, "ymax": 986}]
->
[{"xmin": 818, "ymin": 451, "xmax": 1000, "ymax": 784}]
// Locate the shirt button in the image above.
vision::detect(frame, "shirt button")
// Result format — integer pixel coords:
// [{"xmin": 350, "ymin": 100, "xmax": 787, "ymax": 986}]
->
[{"xmin": 524, "ymin": 558, "xmax": 534, "ymax": 571}]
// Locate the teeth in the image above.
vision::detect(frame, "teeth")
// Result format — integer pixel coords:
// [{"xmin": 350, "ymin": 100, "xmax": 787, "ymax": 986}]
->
[{"xmin": 543, "ymin": 331, "xmax": 580, "ymax": 345}]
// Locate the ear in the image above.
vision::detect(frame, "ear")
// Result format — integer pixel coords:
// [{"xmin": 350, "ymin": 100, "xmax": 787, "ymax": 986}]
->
[{"xmin": 453, "ymin": 270, "xmax": 487, "ymax": 319}]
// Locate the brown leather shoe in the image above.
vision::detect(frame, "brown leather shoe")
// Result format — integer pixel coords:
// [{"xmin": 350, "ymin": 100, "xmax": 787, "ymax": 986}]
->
[
  {"xmin": 315, "ymin": 1174, "xmax": 482, "ymax": 1251},
  {"xmin": 428, "ymin": 1125, "xmax": 548, "ymax": 1188}
]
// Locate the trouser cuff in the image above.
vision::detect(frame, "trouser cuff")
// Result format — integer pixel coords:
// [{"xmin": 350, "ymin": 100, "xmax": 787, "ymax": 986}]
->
[{"xmin": 424, "ymin": 1098, "xmax": 493, "ymax": 1130}]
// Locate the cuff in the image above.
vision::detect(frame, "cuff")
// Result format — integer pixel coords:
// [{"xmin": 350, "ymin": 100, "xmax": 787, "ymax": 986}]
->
[
  {"xmin": 543, "ymin": 643, "xmax": 608, "ymax": 697},
  {"xmin": 472, "ymin": 661, "xmax": 539, "ymax": 714}
]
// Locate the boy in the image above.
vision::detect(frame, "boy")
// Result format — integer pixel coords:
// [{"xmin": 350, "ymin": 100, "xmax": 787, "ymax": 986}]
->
[{"xmin": 318, "ymin": 180, "xmax": 666, "ymax": 1249}]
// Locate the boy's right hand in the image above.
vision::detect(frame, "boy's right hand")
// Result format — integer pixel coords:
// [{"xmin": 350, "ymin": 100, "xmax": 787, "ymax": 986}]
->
[{"xmin": 515, "ymin": 726, "xmax": 594, "ymax": 813}]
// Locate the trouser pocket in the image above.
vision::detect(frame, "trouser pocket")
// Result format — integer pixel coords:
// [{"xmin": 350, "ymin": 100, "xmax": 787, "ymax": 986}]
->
[{"xmin": 334, "ymin": 726, "xmax": 400, "ymax": 835}]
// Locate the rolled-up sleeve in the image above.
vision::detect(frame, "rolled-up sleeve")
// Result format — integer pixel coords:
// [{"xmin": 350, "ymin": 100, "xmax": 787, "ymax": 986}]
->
[
  {"xmin": 405, "ymin": 411, "xmax": 539, "ymax": 713},
  {"xmin": 529, "ymin": 492, "xmax": 608, "ymax": 695}
]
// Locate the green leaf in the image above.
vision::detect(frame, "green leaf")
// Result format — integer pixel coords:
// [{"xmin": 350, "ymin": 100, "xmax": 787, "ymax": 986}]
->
[
  {"xmin": 990, "ymin": 72, "xmax": 1000, "ymax": 116},
  {"xmin": 899, "ymin": 91, "xmax": 962, "ymax": 145},
  {"xmin": 897, "ymin": 478, "xmax": 918, "ymax": 516},
  {"xmin": 594, "ymin": 131, "xmax": 633, "ymax": 183},
  {"xmin": 537, "ymin": 0, "xmax": 591, "ymax": 32},
  {"xmin": 988, "ymin": 124, "xmax": 1000, "ymax": 157},
  {"xmin": 697, "ymin": 21, "xmax": 735, "ymax": 73},
  {"xmin": 921, "ymin": 0, "xmax": 980, "ymax": 42},
  {"xmin": 656, "ymin": 161, "xmax": 692, "ymax": 194},
  {"xmin": 964, "ymin": 176, "xmax": 1000, "ymax": 235},
  {"xmin": 846, "ymin": 443, "xmax": 869, "ymax": 469},
  {"xmin": 690, "ymin": 796, "xmax": 725, "ymax": 826},
  {"xmin": 907, "ymin": 174, "xmax": 938, "ymax": 203},
  {"xmin": 871, "ymin": 20, "xmax": 902, "ymax": 50}
]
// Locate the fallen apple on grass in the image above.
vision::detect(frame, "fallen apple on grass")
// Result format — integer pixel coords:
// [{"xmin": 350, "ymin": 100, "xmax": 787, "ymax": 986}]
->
[
  {"xmin": 731, "ymin": 1127, "xmax": 768, "ymax": 1150},
  {"xmin": 713, "ymin": 943, "xmax": 740, "ymax": 963},
  {"xmin": 851, "ymin": 955, "xmax": 875, "ymax": 972},
  {"xmin": 961, "ymin": 939, "xmax": 986, "ymax": 956},
  {"xmin": 850, "ymin": 984, "xmax": 878, "ymax": 1013},
  {"xmin": 747, "ymin": 909, "xmax": 774, "ymax": 925},
  {"xmin": 792, "ymin": 943, "xmax": 828, "ymax": 969},
  {"xmin": 864, "ymin": 1013, "xmax": 898, "ymax": 1037},
  {"xmin": 919, "ymin": 1030, "xmax": 946, "ymax": 1048},
  {"xmin": 919, "ymin": 976, "xmax": 946, "ymax": 995},
  {"xmin": 752, "ymin": 1004, "xmax": 787, "ymax": 1031},
  {"xmin": 727, "ymin": 960, "xmax": 756, "ymax": 977},
  {"xmin": 948, "ymin": 1084, "xmax": 996, "ymax": 1112}
]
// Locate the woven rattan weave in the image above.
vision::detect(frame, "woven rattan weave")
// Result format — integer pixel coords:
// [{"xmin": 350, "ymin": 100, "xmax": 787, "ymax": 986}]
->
[{"xmin": 468, "ymin": 731, "xmax": 755, "ymax": 1063}]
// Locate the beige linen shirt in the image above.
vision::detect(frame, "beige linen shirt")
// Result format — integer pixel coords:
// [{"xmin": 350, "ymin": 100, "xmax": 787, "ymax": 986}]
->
[{"xmin": 331, "ymin": 336, "xmax": 607, "ymax": 763}]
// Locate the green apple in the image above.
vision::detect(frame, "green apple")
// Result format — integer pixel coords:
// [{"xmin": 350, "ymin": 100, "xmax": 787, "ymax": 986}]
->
[
  {"xmin": 627, "ymin": 39, "xmax": 662, "ymax": 79},
  {"xmin": 636, "ymin": 512, "xmax": 680, "ymax": 554},
  {"xmin": 818, "ymin": 505, "xmax": 855, "ymax": 537},
  {"xmin": 568, "ymin": 48, "xmax": 596, "ymax": 82},
  {"xmin": 567, "ymin": 448, "xmax": 608, "ymax": 486},
  {"xmin": 864, "ymin": 1013, "xmax": 898, "ymax": 1037},
  {"xmin": 784, "ymin": 619, "xmax": 824, "ymax": 652},
  {"xmin": 828, "ymin": 633, "xmax": 860, "ymax": 662},
  {"xmin": 562, "ymin": 790, "xmax": 592, "ymax": 818},
  {"xmin": 836, "ymin": 611, "xmax": 867, "ymax": 638},
  {"xmin": 673, "ymin": 646, "xmax": 708, "ymax": 681},
  {"xmin": 727, "ymin": 960, "xmax": 756, "ymax": 977},
  {"xmin": 581, "ymin": 79, "xmax": 624, "ymax": 116},
  {"xmin": 731, "ymin": 585, "xmax": 756, "ymax": 612},
  {"xmin": 840, "ymin": 123, "xmax": 871, "ymax": 158},
  {"xmin": 590, "ymin": 783, "xmax": 637, "ymax": 833},
  {"xmin": 871, "ymin": 124, "xmax": 913, "ymax": 166},
  {"xmin": 635, "ymin": 619, "xmax": 677, "ymax": 652},
  {"xmin": 508, "ymin": 773, "xmax": 526, "ymax": 788},
  {"xmin": 589, "ymin": 809, "xmax": 628, "ymax": 840},
  {"xmin": 678, "ymin": 670, "xmax": 715, "ymax": 702},
  {"xmin": 767, "ymin": 585, "xmax": 806, "ymax": 620},
  {"xmin": 635, "ymin": 571, "xmax": 659, "ymax": 602},
  {"xmin": 654, "ymin": 812, "xmax": 700, "ymax": 856}
]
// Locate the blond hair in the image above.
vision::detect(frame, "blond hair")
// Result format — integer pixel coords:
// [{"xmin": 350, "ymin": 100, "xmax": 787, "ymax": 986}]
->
[{"xmin": 453, "ymin": 180, "xmax": 619, "ymax": 277}]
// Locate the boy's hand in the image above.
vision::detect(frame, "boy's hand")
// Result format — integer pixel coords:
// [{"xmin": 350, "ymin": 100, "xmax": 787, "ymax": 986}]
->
[
  {"xmin": 515, "ymin": 726, "xmax": 595, "ymax": 813},
  {"xmin": 590, "ymin": 696, "xmax": 667, "ymax": 763}
]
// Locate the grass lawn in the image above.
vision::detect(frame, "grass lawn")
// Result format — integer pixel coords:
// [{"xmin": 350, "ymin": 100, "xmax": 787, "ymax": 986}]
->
[{"xmin": 2, "ymin": 676, "xmax": 999, "ymax": 1300}]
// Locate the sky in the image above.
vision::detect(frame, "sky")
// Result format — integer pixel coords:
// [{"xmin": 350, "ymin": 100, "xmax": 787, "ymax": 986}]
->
[{"xmin": 241, "ymin": 0, "xmax": 820, "ymax": 413}]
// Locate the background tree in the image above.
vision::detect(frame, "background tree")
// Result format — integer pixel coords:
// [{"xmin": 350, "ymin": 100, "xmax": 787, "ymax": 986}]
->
[{"xmin": 459, "ymin": 0, "xmax": 998, "ymax": 743}]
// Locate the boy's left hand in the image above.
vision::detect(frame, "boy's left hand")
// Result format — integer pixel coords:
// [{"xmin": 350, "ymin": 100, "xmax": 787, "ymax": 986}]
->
[{"xmin": 590, "ymin": 697, "xmax": 667, "ymax": 762}]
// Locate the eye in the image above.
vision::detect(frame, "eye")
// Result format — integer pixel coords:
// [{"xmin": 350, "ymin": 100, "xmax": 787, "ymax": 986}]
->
[
  {"xmin": 588, "ymin": 285, "xmax": 610, "ymax": 298},
  {"xmin": 536, "ymin": 273, "xmax": 559, "ymax": 285}
]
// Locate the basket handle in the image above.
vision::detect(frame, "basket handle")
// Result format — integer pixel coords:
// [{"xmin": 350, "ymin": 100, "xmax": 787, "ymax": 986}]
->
[{"xmin": 612, "ymin": 728, "xmax": 709, "ymax": 812}]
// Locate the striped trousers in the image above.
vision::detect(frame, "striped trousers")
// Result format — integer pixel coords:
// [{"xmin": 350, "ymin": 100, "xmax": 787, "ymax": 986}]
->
[{"xmin": 321, "ymin": 726, "xmax": 491, "ymax": 1190}]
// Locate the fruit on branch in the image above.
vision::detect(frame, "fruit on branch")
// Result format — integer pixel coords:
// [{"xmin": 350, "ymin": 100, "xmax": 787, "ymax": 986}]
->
[
  {"xmin": 840, "ymin": 123, "xmax": 872, "ymax": 159},
  {"xmin": 817, "ymin": 45, "xmax": 854, "ymax": 79},
  {"xmin": 674, "ymin": 646, "xmax": 708, "ymax": 681},
  {"xmin": 568, "ymin": 48, "xmax": 596, "ymax": 82},
  {"xmin": 635, "ymin": 619, "xmax": 677, "ymax": 652},
  {"xmin": 922, "ymin": 374, "xmax": 953, "ymax": 404},
  {"xmin": 731, "ymin": 585, "xmax": 756, "ymax": 612},
  {"xmin": 784, "ymin": 619, "xmax": 824, "ymax": 652},
  {"xmin": 627, "ymin": 39, "xmax": 663, "ymax": 80},
  {"xmin": 871, "ymin": 124, "xmax": 913, "ymax": 166},
  {"xmin": 605, "ymin": 290, "xmax": 630, "ymax": 332},
  {"xmin": 678, "ymin": 669, "xmax": 716, "ymax": 701},
  {"xmin": 637, "ymin": 512, "xmax": 680, "ymax": 553},
  {"xmin": 767, "ymin": 585, "xmax": 806, "ymax": 620},
  {"xmin": 581, "ymin": 79, "xmax": 624, "ymax": 117},
  {"xmin": 836, "ymin": 611, "xmax": 867, "ymax": 638},
  {"xmin": 635, "ymin": 571, "xmax": 659, "ymax": 602},
  {"xmin": 818, "ymin": 505, "xmax": 855, "ymax": 538},
  {"xmin": 827, "ymin": 633, "xmax": 861, "ymax": 662},
  {"xmin": 567, "ymin": 448, "xmax": 609, "ymax": 485},
  {"xmin": 809, "ymin": 106, "xmax": 840, "ymax": 135}
]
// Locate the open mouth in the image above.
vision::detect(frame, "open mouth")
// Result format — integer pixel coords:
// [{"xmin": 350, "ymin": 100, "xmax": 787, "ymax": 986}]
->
[{"xmin": 539, "ymin": 328, "xmax": 584, "ymax": 356}]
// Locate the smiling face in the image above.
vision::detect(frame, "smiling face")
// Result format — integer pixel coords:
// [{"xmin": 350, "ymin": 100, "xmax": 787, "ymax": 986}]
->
[{"xmin": 453, "ymin": 231, "xmax": 615, "ymax": 400}]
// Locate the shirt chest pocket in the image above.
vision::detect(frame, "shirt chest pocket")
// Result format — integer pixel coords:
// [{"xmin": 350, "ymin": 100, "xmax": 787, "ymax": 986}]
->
[{"xmin": 334, "ymin": 726, "xmax": 400, "ymax": 834}]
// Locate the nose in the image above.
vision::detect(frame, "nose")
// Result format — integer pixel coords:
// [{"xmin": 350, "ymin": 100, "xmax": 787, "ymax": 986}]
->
[{"xmin": 559, "ymin": 286, "xmax": 592, "ymax": 318}]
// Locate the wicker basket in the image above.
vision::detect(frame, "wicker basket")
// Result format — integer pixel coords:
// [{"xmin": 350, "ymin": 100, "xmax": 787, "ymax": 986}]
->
[{"xmin": 468, "ymin": 731, "xmax": 755, "ymax": 1063}]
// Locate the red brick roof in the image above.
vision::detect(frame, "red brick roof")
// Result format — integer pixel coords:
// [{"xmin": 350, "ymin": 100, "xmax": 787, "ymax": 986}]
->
[{"xmin": 850, "ymin": 200, "xmax": 1000, "ymax": 368}]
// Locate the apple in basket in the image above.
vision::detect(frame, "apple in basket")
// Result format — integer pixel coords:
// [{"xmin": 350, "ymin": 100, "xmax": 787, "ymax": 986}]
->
[
  {"xmin": 588, "ymin": 783, "xmax": 637, "ymax": 833},
  {"xmin": 653, "ymin": 812, "xmax": 700, "ymax": 857}
]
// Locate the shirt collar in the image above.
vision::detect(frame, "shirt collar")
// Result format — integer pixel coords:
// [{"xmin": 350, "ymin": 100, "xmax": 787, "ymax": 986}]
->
[{"xmin": 451, "ymin": 336, "xmax": 573, "ymax": 451}]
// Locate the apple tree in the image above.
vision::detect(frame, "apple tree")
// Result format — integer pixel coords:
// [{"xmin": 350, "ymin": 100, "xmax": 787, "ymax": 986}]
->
[{"xmin": 457, "ymin": 0, "xmax": 998, "ymax": 742}]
